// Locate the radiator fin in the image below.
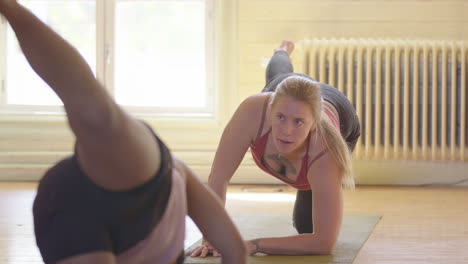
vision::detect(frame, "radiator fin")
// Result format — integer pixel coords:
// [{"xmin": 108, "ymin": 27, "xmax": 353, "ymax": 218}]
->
[{"xmin": 301, "ymin": 39, "xmax": 467, "ymax": 161}]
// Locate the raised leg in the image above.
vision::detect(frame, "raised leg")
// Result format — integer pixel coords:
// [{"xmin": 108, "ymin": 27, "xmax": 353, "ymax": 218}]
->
[
  {"xmin": 0, "ymin": 1, "xmax": 160, "ymax": 191},
  {"xmin": 265, "ymin": 40, "xmax": 295, "ymax": 85}
]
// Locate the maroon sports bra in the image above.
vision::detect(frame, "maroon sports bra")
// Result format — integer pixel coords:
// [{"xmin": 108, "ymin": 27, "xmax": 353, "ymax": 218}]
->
[{"xmin": 249, "ymin": 93, "xmax": 339, "ymax": 190}]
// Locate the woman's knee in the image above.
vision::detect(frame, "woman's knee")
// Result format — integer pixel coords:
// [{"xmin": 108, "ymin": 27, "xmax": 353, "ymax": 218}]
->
[
  {"xmin": 66, "ymin": 94, "xmax": 120, "ymax": 141},
  {"xmin": 293, "ymin": 216, "xmax": 313, "ymax": 234},
  {"xmin": 292, "ymin": 189, "xmax": 313, "ymax": 234}
]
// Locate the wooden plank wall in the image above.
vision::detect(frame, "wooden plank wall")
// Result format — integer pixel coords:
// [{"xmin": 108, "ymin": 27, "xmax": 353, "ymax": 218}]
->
[{"xmin": 237, "ymin": 0, "xmax": 468, "ymax": 100}]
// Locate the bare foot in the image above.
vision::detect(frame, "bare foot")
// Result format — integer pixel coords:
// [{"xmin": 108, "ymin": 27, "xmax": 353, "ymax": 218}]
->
[{"xmin": 275, "ymin": 40, "xmax": 295, "ymax": 56}]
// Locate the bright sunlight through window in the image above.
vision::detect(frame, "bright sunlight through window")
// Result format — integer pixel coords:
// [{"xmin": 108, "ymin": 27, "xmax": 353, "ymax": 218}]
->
[
  {"xmin": 114, "ymin": 1, "xmax": 207, "ymax": 108},
  {"xmin": 3, "ymin": 0, "xmax": 210, "ymax": 114},
  {"xmin": 5, "ymin": 1, "xmax": 95, "ymax": 106}
]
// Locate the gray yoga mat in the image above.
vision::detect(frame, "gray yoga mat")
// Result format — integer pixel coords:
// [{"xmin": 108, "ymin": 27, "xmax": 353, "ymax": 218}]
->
[{"xmin": 185, "ymin": 213, "xmax": 381, "ymax": 264}]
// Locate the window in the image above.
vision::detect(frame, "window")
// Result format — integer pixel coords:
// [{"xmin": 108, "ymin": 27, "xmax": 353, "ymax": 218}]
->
[
  {"xmin": 1, "ymin": 0, "xmax": 213, "ymax": 116},
  {"xmin": 5, "ymin": 0, "xmax": 96, "ymax": 106}
]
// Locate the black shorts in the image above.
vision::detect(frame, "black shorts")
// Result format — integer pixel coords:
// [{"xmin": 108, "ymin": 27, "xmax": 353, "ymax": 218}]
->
[{"xmin": 33, "ymin": 126, "xmax": 175, "ymax": 263}]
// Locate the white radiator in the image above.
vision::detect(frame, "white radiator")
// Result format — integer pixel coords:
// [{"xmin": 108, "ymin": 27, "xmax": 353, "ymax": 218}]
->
[{"xmin": 298, "ymin": 39, "xmax": 467, "ymax": 162}]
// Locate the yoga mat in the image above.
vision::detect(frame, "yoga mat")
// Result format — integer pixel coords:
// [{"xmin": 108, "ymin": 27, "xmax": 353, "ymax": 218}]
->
[{"xmin": 185, "ymin": 213, "xmax": 381, "ymax": 264}]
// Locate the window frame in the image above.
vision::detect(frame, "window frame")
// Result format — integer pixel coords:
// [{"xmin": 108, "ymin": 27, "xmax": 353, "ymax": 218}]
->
[{"xmin": 0, "ymin": 0, "xmax": 215, "ymax": 119}]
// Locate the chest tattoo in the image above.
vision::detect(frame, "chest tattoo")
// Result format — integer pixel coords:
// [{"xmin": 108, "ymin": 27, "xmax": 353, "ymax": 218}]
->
[{"xmin": 265, "ymin": 154, "xmax": 298, "ymax": 177}]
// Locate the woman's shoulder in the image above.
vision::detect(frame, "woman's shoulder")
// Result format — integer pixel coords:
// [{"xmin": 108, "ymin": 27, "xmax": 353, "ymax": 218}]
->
[
  {"xmin": 240, "ymin": 92, "xmax": 272, "ymax": 107},
  {"xmin": 228, "ymin": 92, "xmax": 273, "ymax": 143},
  {"xmin": 239, "ymin": 93, "xmax": 271, "ymax": 118},
  {"xmin": 234, "ymin": 92, "xmax": 272, "ymax": 120},
  {"xmin": 306, "ymin": 135, "xmax": 342, "ymax": 182}
]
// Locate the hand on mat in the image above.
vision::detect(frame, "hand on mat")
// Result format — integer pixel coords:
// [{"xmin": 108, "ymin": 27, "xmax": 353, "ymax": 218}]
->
[
  {"xmin": 190, "ymin": 239, "xmax": 221, "ymax": 258},
  {"xmin": 246, "ymin": 239, "xmax": 260, "ymax": 255}
]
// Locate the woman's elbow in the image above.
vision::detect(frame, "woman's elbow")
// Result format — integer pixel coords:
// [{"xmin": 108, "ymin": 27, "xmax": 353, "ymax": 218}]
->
[
  {"xmin": 305, "ymin": 239, "xmax": 336, "ymax": 255},
  {"xmin": 317, "ymin": 243, "xmax": 335, "ymax": 255},
  {"xmin": 217, "ymin": 237, "xmax": 247, "ymax": 263}
]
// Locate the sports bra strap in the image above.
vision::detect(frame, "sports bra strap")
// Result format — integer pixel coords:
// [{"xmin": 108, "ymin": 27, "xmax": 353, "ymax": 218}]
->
[
  {"xmin": 255, "ymin": 94, "xmax": 272, "ymax": 141},
  {"xmin": 307, "ymin": 149, "xmax": 328, "ymax": 170}
]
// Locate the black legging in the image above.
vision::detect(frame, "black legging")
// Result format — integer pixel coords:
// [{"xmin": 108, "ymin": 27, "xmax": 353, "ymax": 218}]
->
[{"xmin": 262, "ymin": 50, "xmax": 360, "ymax": 234}]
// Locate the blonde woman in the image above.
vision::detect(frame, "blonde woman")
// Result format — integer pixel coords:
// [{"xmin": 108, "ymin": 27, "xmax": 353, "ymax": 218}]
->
[
  {"xmin": 191, "ymin": 40, "xmax": 360, "ymax": 257},
  {"xmin": 0, "ymin": 1, "xmax": 247, "ymax": 263}
]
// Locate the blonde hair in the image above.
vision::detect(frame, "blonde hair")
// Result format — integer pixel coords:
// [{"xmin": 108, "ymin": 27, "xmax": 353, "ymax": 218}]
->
[{"xmin": 270, "ymin": 76, "xmax": 355, "ymax": 189}]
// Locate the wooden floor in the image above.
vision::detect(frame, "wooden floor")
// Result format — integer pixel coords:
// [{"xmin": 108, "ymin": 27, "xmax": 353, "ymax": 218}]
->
[{"xmin": 0, "ymin": 182, "xmax": 467, "ymax": 264}]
